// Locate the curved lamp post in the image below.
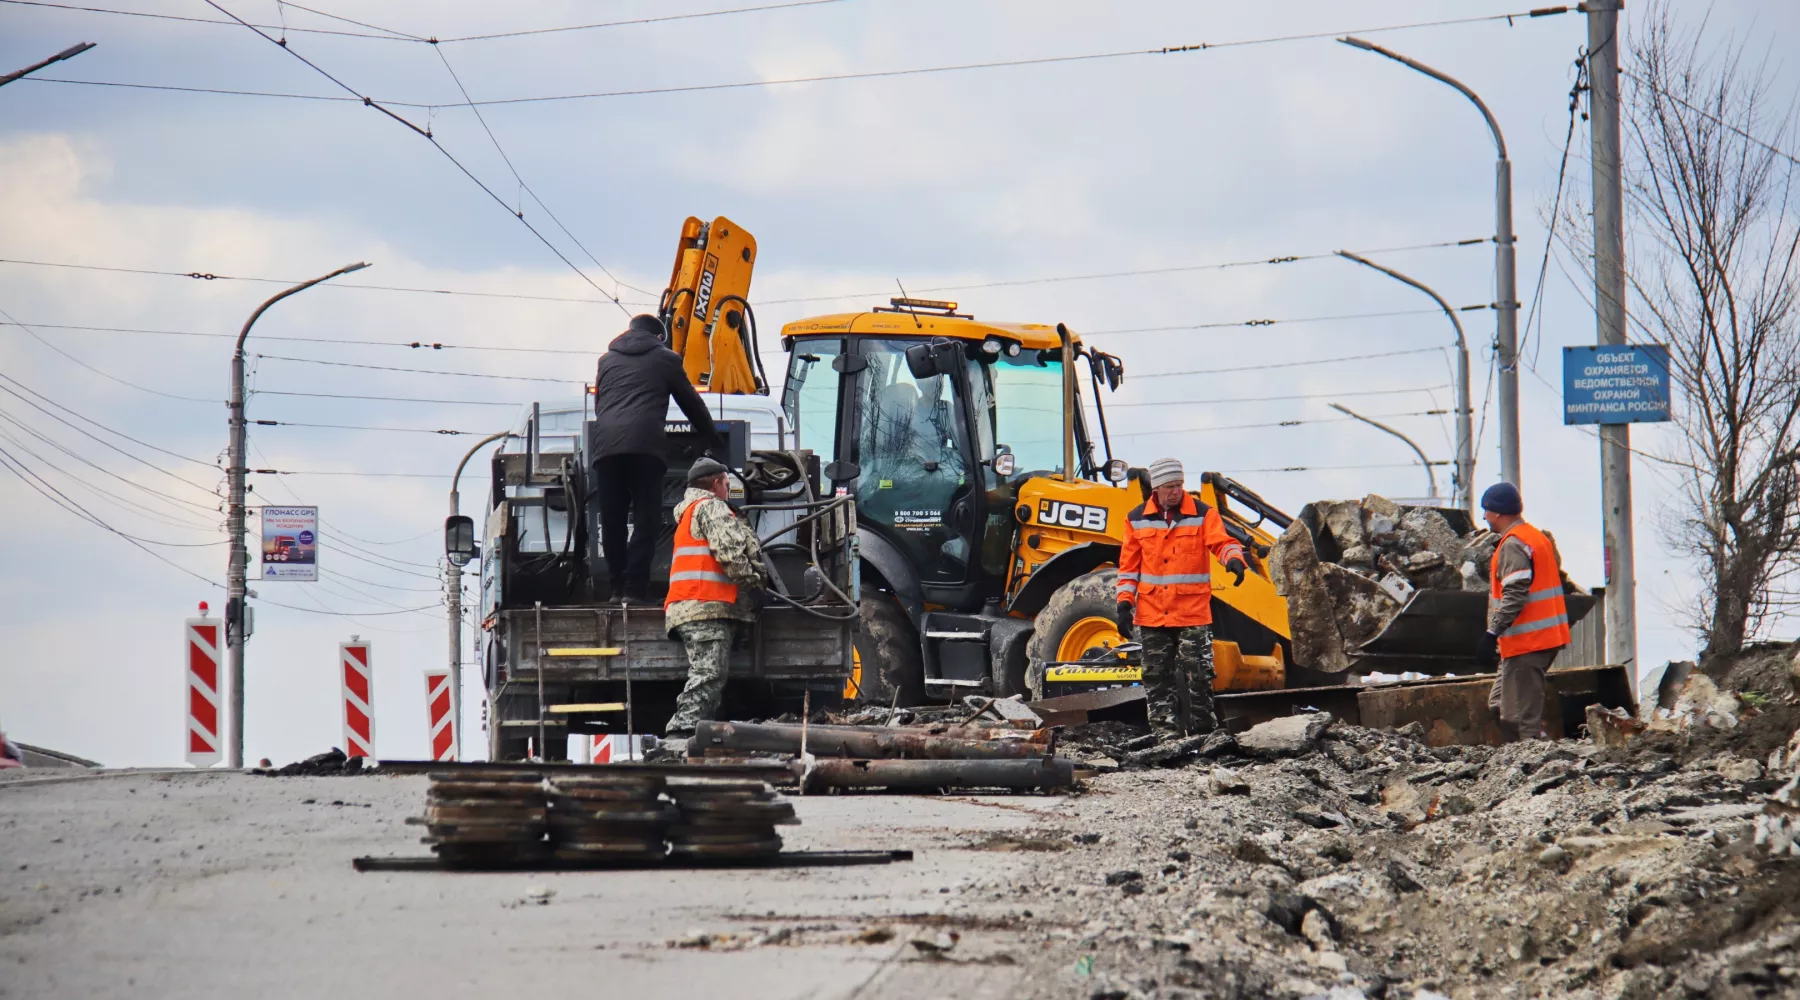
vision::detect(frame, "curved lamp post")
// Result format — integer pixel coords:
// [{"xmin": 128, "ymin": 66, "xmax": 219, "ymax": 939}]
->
[
  {"xmin": 1339, "ymin": 35, "xmax": 1520, "ymax": 492},
  {"xmin": 1330, "ymin": 402, "xmax": 1440, "ymax": 501},
  {"xmin": 225, "ymin": 261, "xmax": 369, "ymax": 768},
  {"xmin": 1335, "ymin": 250, "xmax": 1475, "ymax": 515}
]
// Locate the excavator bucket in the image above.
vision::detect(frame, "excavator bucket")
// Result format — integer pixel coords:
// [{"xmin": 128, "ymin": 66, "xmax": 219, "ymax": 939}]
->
[{"xmin": 660, "ymin": 216, "xmax": 763, "ymax": 395}]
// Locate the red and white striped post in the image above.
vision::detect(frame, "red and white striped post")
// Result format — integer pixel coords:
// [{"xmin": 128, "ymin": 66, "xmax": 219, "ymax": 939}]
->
[
  {"xmin": 423, "ymin": 669, "xmax": 454, "ymax": 761},
  {"xmin": 340, "ymin": 638, "xmax": 375, "ymax": 760},
  {"xmin": 185, "ymin": 603, "xmax": 223, "ymax": 767}
]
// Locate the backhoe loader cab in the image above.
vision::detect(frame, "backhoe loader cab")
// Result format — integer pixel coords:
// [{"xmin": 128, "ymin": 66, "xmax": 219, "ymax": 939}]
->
[{"xmin": 779, "ymin": 300, "xmax": 1294, "ymax": 705}]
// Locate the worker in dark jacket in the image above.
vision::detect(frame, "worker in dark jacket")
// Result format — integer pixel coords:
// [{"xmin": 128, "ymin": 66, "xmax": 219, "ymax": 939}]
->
[
  {"xmin": 1476, "ymin": 482, "xmax": 1571, "ymax": 742},
  {"xmin": 592, "ymin": 314, "xmax": 719, "ymax": 602}
]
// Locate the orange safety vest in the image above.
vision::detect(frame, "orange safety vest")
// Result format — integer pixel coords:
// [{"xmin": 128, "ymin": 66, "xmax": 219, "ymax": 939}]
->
[
  {"xmin": 1489, "ymin": 520, "xmax": 1571, "ymax": 657},
  {"xmin": 1117, "ymin": 494, "xmax": 1246, "ymax": 629},
  {"xmin": 664, "ymin": 500, "xmax": 738, "ymax": 608}
]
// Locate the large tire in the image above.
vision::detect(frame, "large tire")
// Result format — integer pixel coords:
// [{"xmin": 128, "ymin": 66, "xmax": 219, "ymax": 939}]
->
[
  {"xmin": 850, "ymin": 594, "xmax": 925, "ymax": 707},
  {"xmin": 1025, "ymin": 569, "xmax": 1127, "ymax": 699}
]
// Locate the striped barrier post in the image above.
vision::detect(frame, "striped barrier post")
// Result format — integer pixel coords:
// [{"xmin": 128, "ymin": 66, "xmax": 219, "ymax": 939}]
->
[
  {"xmin": 340, "ymin": 638, "xmax": 375, "ymax": 760},
  {"xmin": 185, "ymin": 604, "xmax": 222, "ymax": 767},
  {"xmin": 423, "ymin": 669, "xmax": 454, "ymax": 761}
]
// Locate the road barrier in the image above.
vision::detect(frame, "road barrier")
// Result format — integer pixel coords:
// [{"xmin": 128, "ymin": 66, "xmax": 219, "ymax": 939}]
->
[
  {"xmin": 185, "ymin": 605, "xmax": 222, "ymax": 767},
  {"xmin": 423, "ymin": 669, "xmax": 454, "ymax": 761},
  {"xmin": 341, "ymin": 639, "xmax": 375, "ymax": 760}
]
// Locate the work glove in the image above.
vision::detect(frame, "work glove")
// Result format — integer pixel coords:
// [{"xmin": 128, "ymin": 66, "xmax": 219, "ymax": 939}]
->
[
  {"xmin": 1225, "ymin": 557, "xmax": 1248, "ymax": 587},
  {"xmin": 1476, "ymin": 631, "xmax": 1500, "ymax": 670},
  {"xmin": 1115, "ymin": 600, "xmax": 1135, "ymax": 634}
]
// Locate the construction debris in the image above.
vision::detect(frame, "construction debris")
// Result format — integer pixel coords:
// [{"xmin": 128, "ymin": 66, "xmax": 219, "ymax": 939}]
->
[{"xmin": 1268, "ymin": 494, "xmax": 1542, "ymax": 673}]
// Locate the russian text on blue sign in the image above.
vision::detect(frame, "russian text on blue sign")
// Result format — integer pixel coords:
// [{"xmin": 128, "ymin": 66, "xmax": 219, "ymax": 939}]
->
[{"xmin": 1562, "ymin": 344, "xmax": 1672, "ymax": 425}]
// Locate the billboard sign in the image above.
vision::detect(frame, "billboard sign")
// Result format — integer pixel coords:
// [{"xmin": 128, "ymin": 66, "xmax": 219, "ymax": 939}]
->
[
  {"xmin": 1562, "ymin": 344, "xmax": 1674, "ymax": 425},
  {"xmin": 260, "ymin": 506, "xmax": 319, "ymax": 581}
]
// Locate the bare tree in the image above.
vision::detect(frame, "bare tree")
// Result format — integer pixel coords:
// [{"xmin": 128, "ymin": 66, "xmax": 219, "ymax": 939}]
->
[{"xmin": 1621, "ymin": 9, "xmax": 1800, "ymax": 657}]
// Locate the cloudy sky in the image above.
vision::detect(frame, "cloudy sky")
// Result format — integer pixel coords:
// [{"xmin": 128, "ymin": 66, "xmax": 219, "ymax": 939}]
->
[{"xmin": 3, "ymin": 0, "xmax": 1795, "ymax": 766}]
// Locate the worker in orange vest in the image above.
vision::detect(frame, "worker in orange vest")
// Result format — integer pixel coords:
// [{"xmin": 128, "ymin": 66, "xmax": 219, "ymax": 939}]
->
[
  {"xmin": 1116, "ymin": 458, "xmax": 1249, "ymax": 741},
  {"xmin": 1476, "ymin": 482, "xmax": 1571, "ymax": 742},
  {"xmin": 662, "ymin": 458, "xmax": 768, "ymax": 751}
]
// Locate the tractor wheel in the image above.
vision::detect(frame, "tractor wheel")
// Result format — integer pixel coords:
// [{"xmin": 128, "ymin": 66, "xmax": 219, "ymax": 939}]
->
[
  {"xmin": 1025, "ymin": 569, "xmax": 1128, "ymax": 698},
  {"xmin": 849, "ymin": 593, "xmax": 925, "ymax": 707}
]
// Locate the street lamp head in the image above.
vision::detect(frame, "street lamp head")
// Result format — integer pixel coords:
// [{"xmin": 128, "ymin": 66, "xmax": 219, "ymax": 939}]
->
[
  {"xmin": 342, "ymin": 261, "xmax": 371, "ymax": 273},
  {"xmin": 1338, "ymin": 36, "xmax": 1380, "ymax": 54}
]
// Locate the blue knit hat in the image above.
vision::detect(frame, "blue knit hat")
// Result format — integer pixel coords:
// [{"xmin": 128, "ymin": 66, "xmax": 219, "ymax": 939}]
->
[{"xmin": 1480, "ymin": 482, "xmax": 1522, "ymax": 515}]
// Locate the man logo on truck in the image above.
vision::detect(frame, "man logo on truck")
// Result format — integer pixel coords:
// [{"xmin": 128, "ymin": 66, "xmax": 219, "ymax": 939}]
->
[{"xmin": 1038, "ymin": 499, "xmax": 1108, "ymax": 533}]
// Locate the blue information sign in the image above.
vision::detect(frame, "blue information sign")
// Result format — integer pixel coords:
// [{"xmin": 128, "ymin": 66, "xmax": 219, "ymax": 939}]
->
[{"xmin": 1562, "ymin": 344, "xmax": 1673, "ymax": 425}]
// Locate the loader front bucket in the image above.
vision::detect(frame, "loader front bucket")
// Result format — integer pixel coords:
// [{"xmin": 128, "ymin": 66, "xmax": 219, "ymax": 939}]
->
[{"xmin": 1352, "ymin": 589, "xmax": 1596, "ymax": 675}]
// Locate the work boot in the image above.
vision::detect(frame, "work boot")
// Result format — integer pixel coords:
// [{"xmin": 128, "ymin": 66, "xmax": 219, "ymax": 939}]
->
[{"xmin": 1496, "ymin": 720, "xmax": 1521, "ymax": 744}]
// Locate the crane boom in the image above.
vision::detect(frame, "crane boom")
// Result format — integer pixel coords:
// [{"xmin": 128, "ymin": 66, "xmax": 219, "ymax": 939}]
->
[{"xmin": 658, "ymin": 215, "xmax": 764, "ymax": 395}]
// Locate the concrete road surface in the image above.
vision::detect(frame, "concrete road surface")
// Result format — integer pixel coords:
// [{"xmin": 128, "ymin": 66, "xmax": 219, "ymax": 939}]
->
[{"xmin": 0, "ymin": 770, "xmax": 1069, "ymax": 1000}]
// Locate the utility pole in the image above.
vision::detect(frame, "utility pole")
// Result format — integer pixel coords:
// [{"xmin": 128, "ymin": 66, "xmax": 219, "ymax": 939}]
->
[
  {"xmin": 1335, "ymin": 251, "xmax": 1475, "ymax": 515},
  {"xmin": 1587, "ymin": 0, "xmax": 1637, "ymax": 687},
  {"xmin": 226, "ymin": 261, "xmax": 369, "ymax": 768},
  {"xmin": 448, "ymin": 431, "xmax": 510, "ymax": 761},
  {"xmin": 1341, "ymin": 36, "xmax": 1522, "ymax": 490},
  {"xmin": 1329, "ymin": 403, "xmax": 1441, "ymax": 500},
  {"xmin": 0, "ymin": 42, "xmax": 95, "ymax": 88}
]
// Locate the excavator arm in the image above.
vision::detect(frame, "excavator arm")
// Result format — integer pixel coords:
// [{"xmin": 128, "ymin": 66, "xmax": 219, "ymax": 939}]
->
[{"xmin": 658, "ymin": 215, "xmax": 766, "ymax": 395}]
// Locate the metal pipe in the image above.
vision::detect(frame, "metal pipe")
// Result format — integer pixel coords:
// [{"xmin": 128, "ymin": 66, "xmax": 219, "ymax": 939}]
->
[
  {"xmin": 692, "ymin": 720, "xmax": 1050, "ymax": 760},
  {"xmin": 804, "ymin": 756, "xmax": 1076, "ymax": 792},
  {"xmin": 225, "ymin": 260, "xmax": 368, "ymax": 769},
  {"xmin": 1340, "ymin": 36, "xmax": 1520, "ymax": 491},
  {"xmin": 1334, "ymin": 251, "xmax": 1474, "ymax": 514},
  {"xmin": 1329, "ymin": 403, "xmax": 1439, "ymax": 499},
  {"xmin": 448, "ymin": 431, "xmax": 511, "ymax": 761}
]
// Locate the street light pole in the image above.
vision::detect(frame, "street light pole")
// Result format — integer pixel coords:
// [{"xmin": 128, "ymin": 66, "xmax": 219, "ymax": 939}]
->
[
  {"xmin": 226, "ymin": 261, "xmax": 369, "ymax": 769},
  {"xmin": 448, "ymin": 431, "xmax": 510, "ymax": 761},
  {"xmin": 1340, "ymin": 36, "xmax": 1521, "ymax": 491},
  {"xmin": 0, "ymin": 42, "xmax": 95, "ymax": 88},
  {"xmin": 1329, "ymin": 403, "xmax": 1440, "ymax": 500},
  {"xmin": 1335, "ymin": 251, "xmax": 1475, "ymax": 516}
]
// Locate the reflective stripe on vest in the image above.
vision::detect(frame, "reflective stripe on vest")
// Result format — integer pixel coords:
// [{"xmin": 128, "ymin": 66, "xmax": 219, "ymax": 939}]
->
[
  {"xmin": 1489, "ymin": 523, "xmax": 1570, "ymax": 657},
  {"xmin": 665, "ymin": 501, "xmax": 738, "ymax": 608}
]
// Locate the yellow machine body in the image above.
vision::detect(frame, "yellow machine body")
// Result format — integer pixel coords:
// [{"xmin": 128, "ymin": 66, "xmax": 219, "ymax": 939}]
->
[{"xmin": 659, "ymin": 216, "xmax": 761, "ymax": 395}]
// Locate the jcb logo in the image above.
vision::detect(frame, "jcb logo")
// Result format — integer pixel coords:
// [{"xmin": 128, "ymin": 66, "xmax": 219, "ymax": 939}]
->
[
  {"xmin": 694, "ymin": 254, "xmax": 719, "ymax": 324},
  {"xmin": 1038, "ymin": 499, "xmax": 1108, "ymax": 533}
]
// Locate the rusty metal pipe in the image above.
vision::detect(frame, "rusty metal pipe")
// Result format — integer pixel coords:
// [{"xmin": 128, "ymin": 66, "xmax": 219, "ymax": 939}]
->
[
  {"xmin": 805, "ymin": 757, "xmax": 1076, "ymax": 791},
  {"xmin": 694, "ymin": 721, "xmax": 1048, "ymax": 760}
]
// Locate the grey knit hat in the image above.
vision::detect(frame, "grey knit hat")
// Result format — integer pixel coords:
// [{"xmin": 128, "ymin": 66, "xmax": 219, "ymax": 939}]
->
[
  {"xmin": 1148, "ymin": 457, "xmax": 1184, "ymax": 488},
  {"xmin": 687, "ymin": 457, "xmax": 730, "ymax": 485}
]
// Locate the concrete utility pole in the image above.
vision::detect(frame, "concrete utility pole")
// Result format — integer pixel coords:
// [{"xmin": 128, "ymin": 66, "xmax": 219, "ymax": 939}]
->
[
  {"xmin": 448, "ymin": 431, "xmax": 510, "ymax": 761},
  {"xmin": 1587, "ymin": 0, "xmax": 1637, "ymax": 685},
  {"xmin": 225, "ymin": 261, "xmax": 369, "ymax": 769},
  {"xmin": 1330, "ymin": 403, "xmax": 1440, "ymax": 500},
  {"xmin": 0, "ymin": 42, "xmax": 95, "ymax": 88},
  {"xmin": 1341, "ymin": 36, "xmax": 1522, "ymax": 491},
  {"xmin": 1335, "ymin": 251, "xmax": 1475, "ymax": 516}
]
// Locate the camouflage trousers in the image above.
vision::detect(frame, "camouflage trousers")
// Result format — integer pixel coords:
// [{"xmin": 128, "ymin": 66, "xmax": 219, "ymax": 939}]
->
[
  {"xmin": 1135, "ymin": 624, "xmax": 1217, "ymax": 739},
  {"xmin": 666, "ymin": 619, "xmax": 737, "ymax": 735}
]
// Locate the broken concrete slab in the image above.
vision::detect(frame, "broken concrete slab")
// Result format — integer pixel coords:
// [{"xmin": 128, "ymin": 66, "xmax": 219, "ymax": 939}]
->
[{"xmin": 1238, "ymin": 713, "xmax": 1334, "ymax": 758}]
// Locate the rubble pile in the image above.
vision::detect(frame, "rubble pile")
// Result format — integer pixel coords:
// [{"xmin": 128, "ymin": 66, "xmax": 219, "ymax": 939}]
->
[
  {"xmin": 976, "ymin": 645, "xmax": 1800, "ymax": 999},
  {"xmin": 1266, "ymin": 495, "xmax": 1508, "ymax": 673}
]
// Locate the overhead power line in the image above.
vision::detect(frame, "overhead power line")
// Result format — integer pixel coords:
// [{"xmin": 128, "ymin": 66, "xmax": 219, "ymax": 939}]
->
[
  {"xmin": 0, "ymin": 304, "xmax": 214, "ymax": 402},
  {"xmin": 1225, "ymin": 461, "xmax": 1450, "ymax": 474},
  {"xmin": 253, "ymin": 389, "xmax": 525, "ymax": 406},
  {"xmin": 22, "ymin": 7, "xmax": 1573, "ymax": 107},
  {"xmin": 0, "ymin": 0, "xmax": 855, "ymax": 44},
  {"xmin": 1130, "ymin": 346, "xmax": 1442, "ymax": 380},
  {"xmin": 1621, "ymin": 67, "xmax": 1800, "ymax": 169},
  {"xmin": 1103, "ymin": 385, "xmax": 1449, "ymax": 409},
  {"xmin": 1, "ymin": 320, "xmax": 600, "ymax": 356},
  {"xmin": 254, "ymin": 353, "xmax": 580, "ymax": 384},
  {"xmin": 1112, "ymin": 409, "xmax": 1445, "ymax": 439},
  {"xmin": 0, "ymin": 257, "xmax": 649, "ymax": 307},
  {"xmin": 757, "ymin": 237, "xmax": 1490, "ymax": 305},
  {"xmin": 257, "ymin": 419, "xmax": 490, "ymax": 435},
  {"xmin": 1086, "ymin": 308, "xmax": 1453, "ymax": 337},
  {"xmin": 197, "ymin": 0, "xmax": 633, "ymax": 317}
]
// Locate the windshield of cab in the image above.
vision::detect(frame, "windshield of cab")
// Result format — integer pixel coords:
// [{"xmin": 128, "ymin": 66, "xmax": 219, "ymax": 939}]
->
[{"xmin": 966, "ymin": 348, "xmax": 1066, "ymax": 481}]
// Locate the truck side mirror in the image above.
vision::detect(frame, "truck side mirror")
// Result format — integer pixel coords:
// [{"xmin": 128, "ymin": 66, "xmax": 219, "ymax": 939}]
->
[
  {"xmin": 904, "ymin": 340, "xmax": 960, "ymax": 380},
  {"xmin": 445, "ymin": 515, "xmax": 477, "ymax": 567}
]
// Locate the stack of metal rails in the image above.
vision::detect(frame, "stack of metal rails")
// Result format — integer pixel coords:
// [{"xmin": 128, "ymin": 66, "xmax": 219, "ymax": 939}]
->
[
  {"xmin": 545, "ymin": 773, "xmax": 676, "ymax": 862},
  {"xmin": 414, "ymin": 772, "xmax": 549, "ymax": 867},
  {"xmin": 665, "ymin": 779, "xmax": 797, "ymax": 861}
]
